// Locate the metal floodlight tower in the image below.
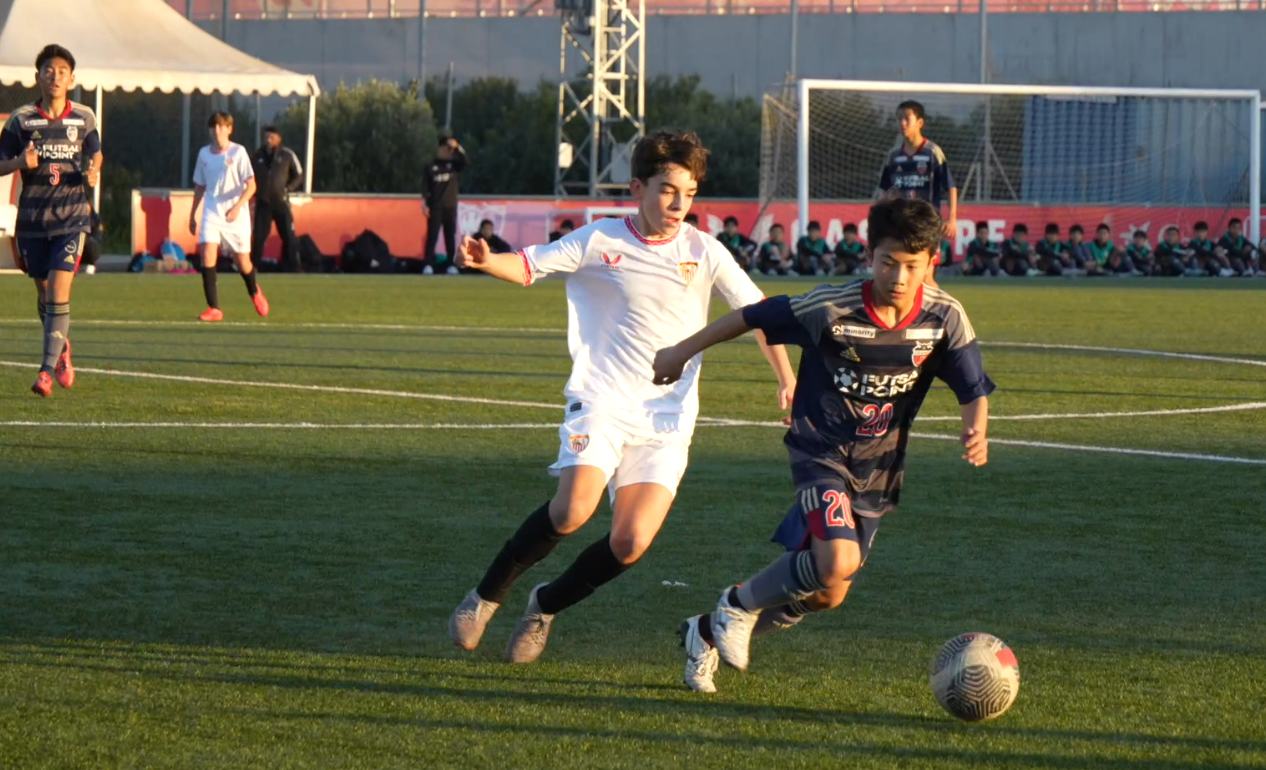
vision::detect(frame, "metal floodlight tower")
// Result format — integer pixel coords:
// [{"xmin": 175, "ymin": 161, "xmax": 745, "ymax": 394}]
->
[{"xmin": 554, "ymin": 0, "xmax": 646, "ymax": 197}]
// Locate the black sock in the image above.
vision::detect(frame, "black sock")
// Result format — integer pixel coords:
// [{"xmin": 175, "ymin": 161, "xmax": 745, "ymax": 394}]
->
[
  {"xmin": 727, "ymin": 585, "xmax": 749, "ymax": 611},
  {"xmin": 536, "ymin": 534, "xmax": 629, "ymax": 615},
  {"xmin": 201, "ymin": 268, "xmax": 219, "ymax": 308},
  {"xmin": 241, "ymin": 268, "xmax": 259, "ymax": 297},
  {"xmin": 697, "ymin": 613, "xmax": 714, "ymax": 645},
  {"xmin": 475, "ymin": 502, "xmax": 564, "ymax": 604}
]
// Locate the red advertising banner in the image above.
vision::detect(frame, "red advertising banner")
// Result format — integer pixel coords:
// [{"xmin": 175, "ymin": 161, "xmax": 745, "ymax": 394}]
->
[{"xmin": 132, "ymin": 189, "xmax": 1255, "ymax": 262}]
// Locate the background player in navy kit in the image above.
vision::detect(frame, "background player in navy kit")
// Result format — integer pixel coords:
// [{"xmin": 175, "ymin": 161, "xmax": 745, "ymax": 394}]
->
[
  {"xmin": 877, "ymin": 101, "xmax": 958, "ymax": 287},
  {"xmin": 653, "ymin": 198, "xmax": 994, "ymax": 693},
  {"xmin": 0, "ymin": 44, "xmax": 102, "ymax": 397}
]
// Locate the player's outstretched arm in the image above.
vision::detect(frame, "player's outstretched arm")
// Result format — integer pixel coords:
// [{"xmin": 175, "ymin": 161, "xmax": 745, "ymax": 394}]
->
[
  {"xmin": 457, "ymin": 236, "xmax": 529, "ymax": 284},
  {"xmin": 960, "ymin": 396, "xmax": 989, "ymax": 467},
  {"xmin": 652, "ymin": 309, "xmax": 752, "ymax": 385}
]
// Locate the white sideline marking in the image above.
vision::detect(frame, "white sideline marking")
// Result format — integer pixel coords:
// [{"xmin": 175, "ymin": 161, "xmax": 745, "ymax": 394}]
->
[
  {"xmin": 988, "ymin": 341, "xmax": 1266, "ymax": 368},
  {"xmin": 0, "ymin": 419, "xmax": 1261, "ymax": 466},
  {"xmin": 0, "ymin": 318, "xmax": 566, "ymax": 334}
]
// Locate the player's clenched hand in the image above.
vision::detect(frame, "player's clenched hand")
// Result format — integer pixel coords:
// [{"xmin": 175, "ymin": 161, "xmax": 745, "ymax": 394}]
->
[
  {"xmin": 188, "ymin": 217, "xmax": 197, "ymax": 236},
  {"xmin": 777, "ymin": 377, "xmax": 796, "ymax": 426},
  {"xmin": 85, "ymin": 163, "xmax": 100, "ymax": 188},
  {"xmin": 943, "ymin": 219, "xmax": 956, "ymax": 240},
  {"xmin": 961, "ymin": 427, "xmax": 988, "ymax": 467},
  {"xmin": 456, "ymin": 236, "xmax": 489, "ymax": 269},
  {"xmin": 22, "ymin": 142, "xmax": 38, "ymax": 170},
  {"xmin": 226, "ymin": 205, "xmax": 241, "ymax": 223},
  {"xmin": 652, "ymin": 346, "xmax": 687, "ymax": 386}
]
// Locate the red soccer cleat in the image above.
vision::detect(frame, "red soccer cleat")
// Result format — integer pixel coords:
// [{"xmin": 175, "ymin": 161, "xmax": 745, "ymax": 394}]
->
[
  {"xmin": 31, "ymin": 371, "xmax": 53, "ymax": 397},
  {"xmin": 252, "ymin": 288, "xmax": 270, "ymax": 318},
  {"xmin": 54, "ymin": 339, "xmax": 75, "ymax": 389},
  {"xmin": 199, "ymin": 307, "xmax": 224, "ymax": 322}
]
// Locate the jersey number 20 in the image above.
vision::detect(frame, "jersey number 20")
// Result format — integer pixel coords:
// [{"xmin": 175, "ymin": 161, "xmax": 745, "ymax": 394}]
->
[{"xmin": 856, "ymin": 403, "xmax": 894, "ymax": 437}]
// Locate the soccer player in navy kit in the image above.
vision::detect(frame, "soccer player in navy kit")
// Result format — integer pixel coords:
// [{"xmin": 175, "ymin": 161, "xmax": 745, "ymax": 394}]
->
[
  {"xmin": 877, "ymin": 101, "xmax": 957, "ymax": 287},
  {"xmin": 653, "ymin": 199, "xmax": 994, "ymax": 693},
  {"xmin": 0, "ymin": 44, "xmax": 102, "ymax": 397}
]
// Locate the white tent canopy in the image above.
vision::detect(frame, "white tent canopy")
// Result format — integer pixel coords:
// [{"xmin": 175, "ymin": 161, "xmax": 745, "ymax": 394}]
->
[
  {"xmin": 0, "ymin": 0, "xmax": 320, "ymax": 195},
  {"xmin": 0, "ymin": 0, "xmax": 319, "ymax": 96}
]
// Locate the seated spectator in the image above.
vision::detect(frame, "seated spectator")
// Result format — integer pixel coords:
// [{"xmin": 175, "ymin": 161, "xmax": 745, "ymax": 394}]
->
[
  {"xmin": 758, "ymin": 223, "xmax": 794, "ymax": 276},
  {"xmin": 1001, "ymin": 223, "xmax": 1040, "ymax": 276},
  {"xmin": 1188, "ymin": 221, "xmax": 1224, "ymax": 276},
  {"xmin": 548, "ymin": 219, "xmax": 575, "ymax": 243},
  {"xmin": 795, "ymin": 220, "xmax": 831, "ymax": 276},
  {"xmin": 475, "ymin": 219, "xmax": 512, "ymax": 254},
  {"xmin": 684, "ymin": 213, "xmax": 700, "ymax": 230},
  {"xmin": 832, "ymin": 223, "xmax": 866, "ymax": 276},
  {"xmin": 1035, "ymin": 223, "xmax": 1071, "ymax": 276},
  {"xmin": 1218, "ymin": 218, "xmax": 1257, "ymax": 276},
  {"xmin": 717, "ymin": 216, "xmax": 756, "ymax": 271},
  {"xmin": 1156, "ymin": 226, "xmax": 1196, "ymax": 276},
  {"xmin": 1067, "ymin": 224, "xmax": 1097, "ymax": 275},
  {"xmin": 1089, "ymin": 224, "xmax": 1133, "ymax": 275},
  {"xmin": 965, "ymin": 221, "xmax": 1001, "ymax": 276},
  {"xmin": 1125, "ymin": 230, "xmax": 1156, "ymax": 276}
]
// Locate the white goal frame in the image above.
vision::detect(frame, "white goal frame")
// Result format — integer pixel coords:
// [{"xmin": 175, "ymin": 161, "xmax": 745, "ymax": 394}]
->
[{"xmin": 795, "ymin": 79, "xmax": 1262, "ymax": 247}]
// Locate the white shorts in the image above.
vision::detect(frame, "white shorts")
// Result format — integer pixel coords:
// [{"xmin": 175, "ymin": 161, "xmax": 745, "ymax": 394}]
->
[
  {"xmin": 200, "ymin": 221, "xmax": 251, "ymax": 255},
  {"xmin": 550, "ymin": 406, "xmax": 693, "ymax": 501}
]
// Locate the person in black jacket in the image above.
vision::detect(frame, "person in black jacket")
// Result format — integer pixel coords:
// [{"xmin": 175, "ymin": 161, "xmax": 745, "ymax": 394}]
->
[
  {"xmin": 251, "ymin": 126, "xmax": 304, "ymax": 272},
  {"xmin": 423, "ymin": 135, "xmax": 468, "ymax": 274}
]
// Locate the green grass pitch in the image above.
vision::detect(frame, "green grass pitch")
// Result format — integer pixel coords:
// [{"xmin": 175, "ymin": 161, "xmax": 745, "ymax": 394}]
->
[{"xmin": 1, "ymin": 274, "xmax": 1263, "ymax": 769}]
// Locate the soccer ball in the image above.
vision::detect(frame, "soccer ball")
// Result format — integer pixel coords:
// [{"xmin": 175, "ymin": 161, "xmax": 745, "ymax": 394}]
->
[{"xmin": 929, "ymin": 632, "xmax": 1020, "ymax": 721}]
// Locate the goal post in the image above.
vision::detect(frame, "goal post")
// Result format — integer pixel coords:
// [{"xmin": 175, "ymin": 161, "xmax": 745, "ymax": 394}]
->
[{"xmin": 762, "ymin": 79, "xmax": 1262, "ymax": 255}]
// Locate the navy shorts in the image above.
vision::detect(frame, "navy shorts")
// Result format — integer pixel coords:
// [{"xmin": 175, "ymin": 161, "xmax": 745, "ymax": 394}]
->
[
  {"xmin": 17, "ymin": 233, "xmax": 86, "ymax": 280},
  {"xmin": 771, "ymin": 483, "xmax": 881, "ymax": 565}
]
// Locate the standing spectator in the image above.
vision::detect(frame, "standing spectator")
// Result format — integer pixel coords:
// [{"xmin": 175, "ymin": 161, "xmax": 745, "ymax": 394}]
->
[
  {"xmin": 757, "ymin": 223, "xmax": 794, "ymax": 276},
  {"xmin": 1001, "ymin": 224, "xmax": 1040, "ymax": 276},
  {"xmin": 423, "ymin": 135, "xmax": 468, "ymax": 275},
  {"xmin": 1156, "ymin": 226, "xmax": 1196, "ymax": 276},
  {"xmin": 1188, "ymin": 221, "xmax": 1225, "ymax": 277},
  {"xmin": 876, "ymin": 100, "xmax": 958, "ymax": 286},
  {"xmin": 965, "ymin": 221, "xmax": 1001, "ymax": 276},
  {"xmin": 1218, "ymin": 218, "xmax": 1256, "ymax": 276},
  {"xmin": 832, "ymin": 223, "xmax": 866, "ymax": 275},
  {"xmin": 1126, "ymin": 230, "xmax": 1157, "ymax": 276},
  {"xmin": 475, "ymin": 219, "xmax": 512, "ymax": 253},
  {"xmin": 548, "ymin": 219, "xmax": 575, "ymax": 243},
  {"xmin": 716, "ymin": 216, "xmax": 756, "ymax": 271},
  {"xmin": 250, "ymin": 125, "xmax": 304, "ymax": 272},
  {"xmin": 1035, "ymin": 223, "xmax": 1071, "ymax": 276},
  {"xmin": 794, "ymin": 220, "xmax": 831, "ymax": 275},
  {"xmin": 1067, "ymin": 224, "xmax": 1100, "ymax": 275}
]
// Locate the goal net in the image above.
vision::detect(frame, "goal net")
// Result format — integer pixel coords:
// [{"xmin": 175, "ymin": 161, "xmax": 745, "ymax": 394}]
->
[{"xmin": 759, "ymin": 80, "xmax": 1261, "ymax": 256}]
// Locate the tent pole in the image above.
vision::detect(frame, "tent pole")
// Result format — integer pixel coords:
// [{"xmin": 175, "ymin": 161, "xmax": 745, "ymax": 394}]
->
[
  {"xmin": 255, "ymin": 93, "xmax": 262, "ymax": 148},
  {"xmin": 304, "ymin": 94, "xmax": 316, "ymax": 194},
  {"xmin": 181, "ymin": 95, "xmax": 192, "ymax": 186},
  {"xmin": 93, "ymin": 86, "xmax": 102, "ymax": 212}
]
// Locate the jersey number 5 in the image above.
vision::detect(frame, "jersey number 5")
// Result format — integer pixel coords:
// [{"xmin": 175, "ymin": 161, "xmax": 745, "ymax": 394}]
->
[
  {"xmin": 49, "ymin": 163, "xmax": 60, "ymax": 186},
  {"xmin": 856, "ymin": 403, "xmax": 894, "ymax": 438},
  {"xmin": 822, "ymin": 490, "xmax": 855, "ymax": 529}
]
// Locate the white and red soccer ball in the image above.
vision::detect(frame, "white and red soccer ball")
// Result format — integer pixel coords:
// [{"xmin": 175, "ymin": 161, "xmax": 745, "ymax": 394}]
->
[{"xmin": 930, "ymin": 632, "xmax": 1021, "ymax": 721}]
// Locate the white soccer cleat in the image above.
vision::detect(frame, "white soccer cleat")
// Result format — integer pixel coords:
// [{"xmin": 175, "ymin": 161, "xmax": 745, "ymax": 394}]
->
[
  {"xmin": 711, "ymin": 586, "xmax": 760, "ymax": 672},
  {"xmin": 679, "ymin": 615, "xmax": 719, "ymax": 693},
  {"xmin": 504, "ymin": 583, "xmax": 554, "ymax": 664},
  {"xmin": 448, "ymin": 589, "xmax": 500, "ymax": 650}
]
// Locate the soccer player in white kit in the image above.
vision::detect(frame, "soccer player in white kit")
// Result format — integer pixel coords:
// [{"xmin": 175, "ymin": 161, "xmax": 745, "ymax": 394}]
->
[
  {"xmin": 448, "ymin": 130, "xmax": 797, "ymax": 663},
  {"xmin": 190, "ymin": 111, "xmax": 269, "ymax": 322}
]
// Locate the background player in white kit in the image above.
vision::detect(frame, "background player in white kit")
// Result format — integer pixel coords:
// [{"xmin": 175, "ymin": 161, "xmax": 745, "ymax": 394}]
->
[
  {"xmin": 190, "ymin": 111, "xmax": 268, "ymax": 322},
  {"xmin": 448, "ymin": 130, "xmax": 796, "ymax": 663}
]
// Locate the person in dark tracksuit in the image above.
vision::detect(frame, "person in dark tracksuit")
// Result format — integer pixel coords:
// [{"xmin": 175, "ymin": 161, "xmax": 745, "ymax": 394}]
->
[
  {"xmin": 251, "ymin": 125, "xmax": 304, "ymax": 272},
  {"xmin": 423, "ymin": 136, "xmax": 468, "ymax": 274}
]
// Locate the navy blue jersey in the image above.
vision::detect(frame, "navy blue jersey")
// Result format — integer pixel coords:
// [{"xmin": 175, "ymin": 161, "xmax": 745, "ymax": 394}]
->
[
  {"xmin": 743, "ymin": 280, "xmax": 994, "ymax": 516},
  {"xmin": 0, "ymin": 101, "xmax": 100, "ymax": 237},
  {"xmin": 878, "ymin": 140, "xmax": 954, "ymax": 209}
]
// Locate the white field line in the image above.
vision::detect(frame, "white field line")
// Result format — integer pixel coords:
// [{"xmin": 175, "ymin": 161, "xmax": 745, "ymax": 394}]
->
[
  {"xmin": 0, "ymin": 419, "xmax": 1261, "ymax": 466},
  {"xmin": 988, "ymin": 341, "xmax": 1266, "ymax": 368}
]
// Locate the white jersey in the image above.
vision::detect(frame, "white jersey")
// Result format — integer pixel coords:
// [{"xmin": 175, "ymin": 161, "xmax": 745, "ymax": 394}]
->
[
  {"xmin": 193, "ymin": 142, "xmax": 254, "ymax": 232},
  {"xmin": 522, "ymin": 216, "xmax": 765, "ymax": 426}
]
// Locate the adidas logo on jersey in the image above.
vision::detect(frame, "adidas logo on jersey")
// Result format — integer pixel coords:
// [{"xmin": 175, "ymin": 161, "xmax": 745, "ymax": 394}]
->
[{"xmin": 841, "ymin": 347, "xmax": 861, "ymax": 363}]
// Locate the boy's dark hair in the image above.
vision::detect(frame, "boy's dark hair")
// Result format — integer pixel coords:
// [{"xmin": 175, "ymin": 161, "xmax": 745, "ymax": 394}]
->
[
  {"xmin": 631, "ymin": 129, "xmax": 708, "ymax": 184},
  {"xmin": 684, "ymin": 213, "xmax": 699, "ymax": 224},
  {"xmin": 207, "ymin": 111, "xmax": 234, "ymax": 129},
  {"xmin": 1229, "ymin": 217, "xmax": 1242, "ymax": 227},
  {"xmin": 807, "ymin": 220, "xmax": 821, "ymax": 231},
  {"xmin": 1045, "ymin": 223, "xmax": 1060, "ymax": 235},
  {"xmin": 263, "ymin": 124, "xmax": 280, "ymax": 136},
  {"xmin": 1133, "ymin": 230, "xmax": 1147, "ymax": 239},
  {"xmin": 897, "ymin": 100, "xmax": 925, "ymax": 121},
  {"xmin": 1069, "ymin": 224, "xmax": 1084, "ymax": 235},
  {"xmin": 479, "ymin": 219, "xmax": 493, "ymax": 228},
  {"xmin": 723, "ymin": 216, "xmax": 739, "ymax": 226},
  {"xmin": 437, "ymin": 135, "xmax": 451, "ymax": 147},
  {"xmin": 1194, "ymin": 221, "xmax": 1209, "ymax": 231},
  {"xmin": 36, "ymin": 44, "xmax": 75, "ymax": 72},
  {"xmin": 868, "ymin": 198, "xmax": 942, "ymax": 257},
  {"xmin": 1165, "ymin": 225, "xmax": 1179, "ymax": 235},
  {"xmin": 975, "ymin": 221, "xmax": 990, "ymax": 231},
  {"xmin": 559, "ymin": 219, "xmax": 575, "ymax": 230},
  {"xmin": 1096, "ymin": 223, "xmax": 1111, "ymax": 233},
  {"xmin": 770, "ymin": 223, "xmax": 785, "ymax": 233},
  {"xmin": 1012, "ymin": 223, "xmax": 1028, "ymax": 235},
  {"xmin": 843, "ymin": 223, "xmax": 858, "ymax": 234}
]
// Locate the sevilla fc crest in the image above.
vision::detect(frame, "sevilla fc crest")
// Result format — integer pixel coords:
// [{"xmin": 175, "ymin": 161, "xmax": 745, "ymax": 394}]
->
[
  {"xmin": 568, "ymin": 434, "xmax": 590, "ymax": 453},
  {"xmin": 677, "ymin": 261, "xmax": 699, "ymax": 284},
  {"xmin": 601, "ymin": 252, "xmax": 622, "ymax": 269},
  {"xmin": 65, "ymin": 125, "xmax": 77, "ymax": 142},
  {"xmin": 912, "ymin": 340, "xmax": 935, "ymax": 367}
]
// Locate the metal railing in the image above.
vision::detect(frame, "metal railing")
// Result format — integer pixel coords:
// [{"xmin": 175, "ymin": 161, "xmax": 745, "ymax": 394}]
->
[{"xmin": 174, "ymin": 0, "xmax": 1265, "ymax": 19}]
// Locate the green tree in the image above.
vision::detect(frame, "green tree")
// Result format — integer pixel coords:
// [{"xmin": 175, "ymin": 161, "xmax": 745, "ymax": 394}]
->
[{"xmin": 644, "ymin": 75, "xmax": 762, "ymax": 199}]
